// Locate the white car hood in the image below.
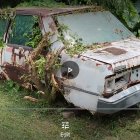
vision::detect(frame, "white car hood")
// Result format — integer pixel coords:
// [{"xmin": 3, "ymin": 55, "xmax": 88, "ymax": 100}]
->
[{"xmin": 81, "ymin": 38, "xmax": 140, "ymax": 70}]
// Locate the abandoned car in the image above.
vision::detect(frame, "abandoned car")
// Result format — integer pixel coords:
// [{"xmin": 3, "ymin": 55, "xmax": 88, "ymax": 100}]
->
[{"xmin": 0, "ymin": 6, "xmax": 140, "ymax": 114}]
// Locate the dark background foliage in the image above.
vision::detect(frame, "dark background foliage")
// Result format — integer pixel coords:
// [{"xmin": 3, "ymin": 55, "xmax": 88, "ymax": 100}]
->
[
  {"xmin": 0, "ymin": 0, "xmax": 24, "ymax": 8},
  {"xmin": 0, "ymin": 0, "xmax": 140, "ymax": 36}
]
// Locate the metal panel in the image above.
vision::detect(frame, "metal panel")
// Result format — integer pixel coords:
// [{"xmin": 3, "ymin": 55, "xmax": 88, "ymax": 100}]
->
[
  {"xmin": 64, "ymin": 88, "xmax": 99, "ymax": 111},
  {"xmin": 42, "ymin": 16, "xmax": 64, "ymax": 51},
  {"xmin": 2, "ymin": 45, "xmax": 31, "ymax": 66},
  {"xmin": 57, "ymin": 53, "xmax": 113, "ymax": 95},
  {"xmin": 81, "ymin": 38, "xmax": 140, "ymax": 70},
  {"xmin": 1, "ymin": 44, "xmax": 31, "ymax": 83}
]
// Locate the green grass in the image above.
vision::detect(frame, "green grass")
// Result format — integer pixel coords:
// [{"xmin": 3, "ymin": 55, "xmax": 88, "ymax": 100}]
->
[{"xmin": 0, "ymin": 81, "xmax": 140, "ymax": 140}]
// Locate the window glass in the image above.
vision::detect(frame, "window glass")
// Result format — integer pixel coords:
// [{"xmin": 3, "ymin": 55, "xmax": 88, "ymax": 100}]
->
[
  {"xmin": 0, "ymin": 19, "xmax": 7, "ymax": 38},
  {"xmin": 57, "ymin": 11, "xmax": 134, "ymax": 45},
  {"xmin": 9, "ymin": 15, "xmax": 41, "ymax": 47}
]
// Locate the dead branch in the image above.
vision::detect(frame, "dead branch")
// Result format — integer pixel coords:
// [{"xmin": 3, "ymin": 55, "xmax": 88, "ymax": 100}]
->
[
  {"xmin": 24, "ymin": 96, "xmax": 38, "ymax": 102},
  {"xmin": 51, "ymin": 73, "xmax": 59, "ymax": 89},
  {"xmin": 25, "ymin": 32, "xmax": 64, "ymax": 103},
  {"xmin": 1, "ymin": 71, "xmax": 10, "ymax": 80}
]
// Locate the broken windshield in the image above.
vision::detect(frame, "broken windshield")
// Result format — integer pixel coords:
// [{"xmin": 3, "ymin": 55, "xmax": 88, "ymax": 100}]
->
[{"xmin": 57, "ymin": 11, "xmax": 134, "ymax": 45}]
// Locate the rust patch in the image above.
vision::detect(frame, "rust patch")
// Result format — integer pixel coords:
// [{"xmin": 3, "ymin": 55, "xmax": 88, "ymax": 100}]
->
[
  {"xmin": 103, "ymin": 47, "xmax": 127, "ymax": 55},
  {"xmin": 4, "ymin": 63, "xmax": 29, "ymax": 84},
  {"xmin": 0, "ymin": 73, "xmax": 6, "ymax": 80},
  {"xmin": 96, "ymin": 63, "xmax": 101, "ymax": 66}
]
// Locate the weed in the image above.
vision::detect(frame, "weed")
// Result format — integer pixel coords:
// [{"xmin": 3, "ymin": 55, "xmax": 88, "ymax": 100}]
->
[{"xmin": 0, "ymin": 37, "xmax": 5, "ymax": 48}]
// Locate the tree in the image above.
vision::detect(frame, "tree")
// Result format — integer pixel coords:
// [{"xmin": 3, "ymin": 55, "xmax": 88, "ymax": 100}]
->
[{"xmin": 0, "ymin": 0, "xmax": 24, "ymax": 8}]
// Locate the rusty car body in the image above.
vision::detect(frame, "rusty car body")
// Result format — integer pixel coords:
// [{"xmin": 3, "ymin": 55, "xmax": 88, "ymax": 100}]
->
[{"xmin": 0, "ymin": 6, "xmax": 140, "ymax": 114}]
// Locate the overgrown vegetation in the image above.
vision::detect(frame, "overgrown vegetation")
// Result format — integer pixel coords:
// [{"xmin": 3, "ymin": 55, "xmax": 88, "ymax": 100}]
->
[
  {"xmin": 0, "ymin": 37, "xmax": 5, "ymax": 48},
  {"xmin": 23, "ymin": 32, "xmax": 63, "ymax": 103},
  {"xmin": 0, "ymin": 4, "xmax": 139, "ymax": 103},
  {"xmin": 97, "ymin": 0, "xmax": 140, "ymax": 36},
  {"xmin": 0, "ymin": 9, "xmax": 64, "ymax": 103},
  {"xmin": 0, "ymin": 0, "xmax": 140, "ymax": 104},
  {"xmin": 0, "ymin": 9, "xmax": 15, "ymax": 48},
  {"xmin": 24, "ymin": 16, "xmax": 42, "ymax": 48},
  {"xmin": 0, "ymin": 8, "xmax": 16, "ymax": 20},
  {"xmin": 56, "ymin": 22, "xmax": 107, "ymax": 56}
]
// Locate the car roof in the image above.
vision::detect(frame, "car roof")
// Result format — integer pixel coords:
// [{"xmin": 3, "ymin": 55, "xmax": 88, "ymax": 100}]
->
[{"xmin": 15, "ymin": 6, "xmax": 103, "ymax": 16}]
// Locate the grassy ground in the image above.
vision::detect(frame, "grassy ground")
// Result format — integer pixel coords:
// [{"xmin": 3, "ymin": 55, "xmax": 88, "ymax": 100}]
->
[{"xmin": 0, "ymin": 81, "xmax": 140, "ymax": 140}]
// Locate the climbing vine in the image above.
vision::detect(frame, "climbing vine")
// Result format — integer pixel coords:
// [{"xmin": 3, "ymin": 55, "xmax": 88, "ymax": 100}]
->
[
  {"xmin": 56, "ymin": 19, "xmax": 106, "ymax": 57},
  {"xmin": 0, "ymin": 37, "xmax": 5, "ymax": 48},
  {"xmin": 0, "ymin": 8, "xmax": 16, "ymax": 20},
  {"xmin": 0, "ymin": 9, "xmax": 15, "ymax": 48}
]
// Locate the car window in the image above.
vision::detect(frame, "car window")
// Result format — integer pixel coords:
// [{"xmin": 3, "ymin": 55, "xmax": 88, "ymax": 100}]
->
[
  {"xmin": 8, "ymin": 15, "xmax": 41, "ymax": 47},
  {"xmin": 0, "ymin": 19, "xmax": 8, "ymax": 38},
  {"xmin": 134, "ymin": 0, "xmax": 140, "ymax": 14},
  {"xmin": 57, "ymin": 11, "xmax": 134, "ymax": 45}
]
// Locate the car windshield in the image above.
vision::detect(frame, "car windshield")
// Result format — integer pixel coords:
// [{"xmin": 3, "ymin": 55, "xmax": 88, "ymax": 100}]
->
[{"xmin": 57, "ymin": 11, "xmax": 134, "ymax": 45}]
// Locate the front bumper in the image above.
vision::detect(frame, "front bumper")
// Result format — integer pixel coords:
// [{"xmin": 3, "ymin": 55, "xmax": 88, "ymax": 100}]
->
[{"xmin": 97, "ymin": 84, "xmax": 140, "ymax": 114}]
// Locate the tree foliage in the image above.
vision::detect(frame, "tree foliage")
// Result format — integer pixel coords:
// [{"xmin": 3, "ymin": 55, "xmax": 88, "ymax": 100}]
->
[{"xmin": 67, "ymin": 0, "xmax": 140, "ymax": 30}]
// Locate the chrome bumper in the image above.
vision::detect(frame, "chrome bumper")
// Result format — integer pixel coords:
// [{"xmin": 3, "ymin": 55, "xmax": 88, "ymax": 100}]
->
[{"xmin": 97, "ymin": 84, "xmax": 140, "ymax": 114}]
